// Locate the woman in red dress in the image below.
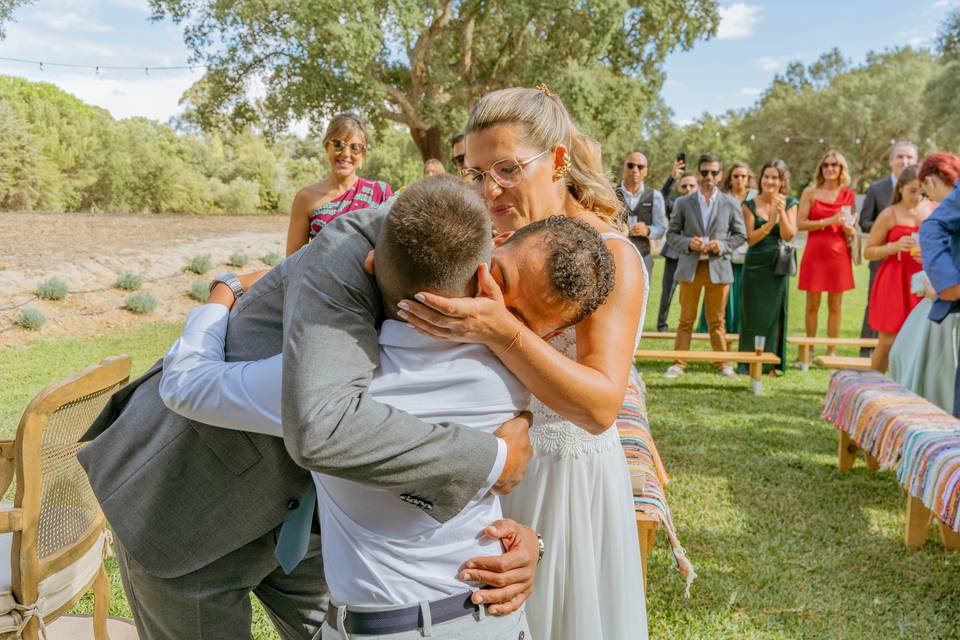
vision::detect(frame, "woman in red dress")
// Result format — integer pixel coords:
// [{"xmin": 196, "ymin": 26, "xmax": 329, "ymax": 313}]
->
[
  {"xmin": 797, "ymin": 150, "xmax": 858, "ymax": 356},
  {"xmin": 863, "ymin": 164, "xmax": 930, "ymax": 372}
]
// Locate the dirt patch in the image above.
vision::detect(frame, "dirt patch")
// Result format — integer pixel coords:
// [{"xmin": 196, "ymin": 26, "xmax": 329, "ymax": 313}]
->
[{"xmin": 0, "ymin": 212, "xmax": 288, "ymax": 347}]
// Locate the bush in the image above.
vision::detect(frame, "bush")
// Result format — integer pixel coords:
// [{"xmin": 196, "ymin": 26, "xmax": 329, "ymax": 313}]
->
[
  {"xmin": 125, "ymin": 292, "xmax": 158, "ymax": 314},
  {"xmin": 216, "ymin": 176, "xmax": 262, "ymax": 214},
  {"xmin": 185, "ymin": 254, "xmax": 213, "ymax": 275},
  {"xmin": 227, "ymin": 252, "xmax": 249, "ymax": 268},
  {"xmin": 189, "ymin": 280, "xmax": 210, "ymax": 303},
  {"xmin": 261, "ymin": 251, "xmax": 282, "ymax": 267},
  {"xmin": 15, "ymin": 307, "xmax": 46, "ymax": 330},
  {"xmin": 114, "ymin": 270, "xmax": 142, "ymax": 291},
  {"xmin": 36, "ymin": 277, "xmax": 68, "ymax": 301}
]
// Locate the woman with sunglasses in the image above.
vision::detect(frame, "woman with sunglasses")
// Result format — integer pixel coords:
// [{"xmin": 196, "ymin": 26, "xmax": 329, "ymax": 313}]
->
[
  {"xmin": 797, "ymin": 150, "xmax": 857, "ymax": 356},
  {"xmin": 397, "ymin": 86, "xmax": 687, "ymax": 640},
  {"xmin": 286, "ymin": 113, "xmax": 393, "ymax": 255}
]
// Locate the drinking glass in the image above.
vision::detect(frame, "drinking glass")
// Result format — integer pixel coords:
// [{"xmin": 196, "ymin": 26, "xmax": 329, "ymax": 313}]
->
[
  {"xmin": 754, "ymin": 336, "xmax": 766, "ymax": 355},
  {"xmin": 909, "ymin": 232, "xmax": 921, "ymax": 257}
]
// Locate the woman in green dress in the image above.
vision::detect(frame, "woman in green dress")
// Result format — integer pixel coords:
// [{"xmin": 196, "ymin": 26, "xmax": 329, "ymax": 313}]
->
[{"xmin": 738, "ymin": 160, "xmax": 798, "ymax": 374}]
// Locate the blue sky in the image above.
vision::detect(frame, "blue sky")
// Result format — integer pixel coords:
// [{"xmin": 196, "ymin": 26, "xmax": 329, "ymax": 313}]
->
[{"xmin": 0, "ymin": 0, "xmax": 955, "ymax": 127}]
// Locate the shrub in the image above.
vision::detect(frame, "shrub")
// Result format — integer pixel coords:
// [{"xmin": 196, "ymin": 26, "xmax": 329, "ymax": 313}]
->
[
  {"xmin": 189, "ymin": 280, "xmax": 210, "ymax": 303},
  {"xmin": 125, "ymin": 292, "xmax": 158, "ymax": 314},
  {"xmin": 185, "ymin": 254, "xmax": 213, "ymax": 275},
  {"xmin": 36, "ymin": 276, "xmax": 68, "ymax": 301},
  {"xmin": 227, "ymin": 252, "xmax": 249, "ymax": 268},
  {"xmin": 114, "ymin": 270, "xmax": 142, "ymax": 291},
  {"xmin": 15, "ymin": 307, "xmax": 46, "ymax": 330},
  {"xmin": 261, "ymin": 251, "xmax": 282, "ymax": 267}
]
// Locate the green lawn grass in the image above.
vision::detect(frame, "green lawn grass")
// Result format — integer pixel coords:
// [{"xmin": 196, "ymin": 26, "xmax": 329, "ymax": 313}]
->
[{"xmin": 1, "ymin": 255, "xmax": 957, "ymax": 639}]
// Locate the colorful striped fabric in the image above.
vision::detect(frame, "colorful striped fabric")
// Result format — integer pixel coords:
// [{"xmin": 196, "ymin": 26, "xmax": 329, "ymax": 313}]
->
[
  {"xmin": 618, "ymin": 369, "xmax": 697, "ymax": 594},
  {"xmin": 822, "ymin": 370, "xmax": 957, "ymax": 469},
  {"xmin": 898, "ymin": 428, "xmax": 960, "ymax": 534}
]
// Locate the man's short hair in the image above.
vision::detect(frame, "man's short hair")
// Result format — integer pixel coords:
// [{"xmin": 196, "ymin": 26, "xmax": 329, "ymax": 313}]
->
[
  {"xmin": 506, "ymin": 216, "xmax": 615, "ymax": 326},
  {"xmin": 449, "ymin": 132, "xmax": 465, "ymax": 147},
  {"xmin": 890, "ymin": 141, "xmax": 918, "ymax": 160},
  {"xmin": 698, "ymin": 153, "xmax": 722, "ymax": 169},
  {"xmin": 375, "ymin": 175, "xmax": 491, "ymax": 314}
]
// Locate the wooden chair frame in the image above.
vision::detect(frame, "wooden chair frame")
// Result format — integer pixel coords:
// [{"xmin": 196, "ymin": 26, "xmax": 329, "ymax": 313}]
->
[
  {"xmin": 1, "ymin": 355, "xmax": 131, "ymax": 639},
  {"xmin": 904, "ymin": 494, "xmax": 960, "ymax": 551},
  {"xmin": 635, "ymin": 512, "xmax": 659, "ymax": 591}
]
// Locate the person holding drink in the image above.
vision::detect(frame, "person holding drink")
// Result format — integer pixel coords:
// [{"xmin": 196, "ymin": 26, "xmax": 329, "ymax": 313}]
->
[
  {"xmin": 863, "ymin": 164, "xmax": 930, "ymax": 372},
  {"xmin": 797, "ymin": 151, "xmax": 858, "ymax": 356},
  {"xmin": 737, "ymin": 160, "xmax": 798, "ymax": 375}
]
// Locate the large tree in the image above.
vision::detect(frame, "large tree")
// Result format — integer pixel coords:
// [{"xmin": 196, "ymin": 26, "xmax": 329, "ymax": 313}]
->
[
  {"xmin": 0, "ymin": 0, "xmax": 32, "ymax": 38},
  {"xmin": 150, "ymin": 0, "xmax": 719, "ymax": 160}
]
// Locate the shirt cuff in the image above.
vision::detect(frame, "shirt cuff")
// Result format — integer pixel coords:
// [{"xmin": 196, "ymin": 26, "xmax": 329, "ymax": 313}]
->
[{"xmin": 481, "ymin": 437, "xmax": 508, "ymax": 496}]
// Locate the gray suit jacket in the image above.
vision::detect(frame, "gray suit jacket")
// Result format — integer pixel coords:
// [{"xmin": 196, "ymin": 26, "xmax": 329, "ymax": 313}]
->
[
  {"xmin": 79, "ymin": 206, "xmax": 498, "ymax": 578},
  {"xmin": 860, "ymin": 177, "xmax": 894, "ymax": 272},
  {"xmin": 666, "ymin": 191, "xmax": 747, "ymax": 284}
]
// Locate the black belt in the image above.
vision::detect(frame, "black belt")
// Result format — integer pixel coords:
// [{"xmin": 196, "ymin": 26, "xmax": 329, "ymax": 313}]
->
[{"xmin": 325, "ymin": 591, "xmax": 478, "ymax": 635}]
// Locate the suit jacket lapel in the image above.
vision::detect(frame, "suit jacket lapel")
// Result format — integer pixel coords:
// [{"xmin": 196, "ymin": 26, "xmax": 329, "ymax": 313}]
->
[{"xmin": 688, "ymin": 196, "xmax": 706, "ymax": 237}]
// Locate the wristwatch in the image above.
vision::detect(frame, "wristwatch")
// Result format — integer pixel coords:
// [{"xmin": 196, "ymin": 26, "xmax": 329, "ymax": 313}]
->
[
  {"xmin": 209, "ymin": 272, "xmax": 244, "ymax": 301},
  {"xmin": 536, "ymin": 534, "xmax": 545, "ymax": 564}
]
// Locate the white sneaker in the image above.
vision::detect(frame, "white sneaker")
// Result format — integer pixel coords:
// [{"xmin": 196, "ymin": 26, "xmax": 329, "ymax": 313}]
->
[
  {"xmin": 719, "ymin": 366, "xmax": 737, "ymax": 378},
  {"xmin": 664, "ymin": 365, "xmax": 684, "ymax": 379}
]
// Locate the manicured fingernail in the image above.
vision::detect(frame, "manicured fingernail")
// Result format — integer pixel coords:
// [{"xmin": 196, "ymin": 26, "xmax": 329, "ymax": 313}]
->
[
  {"xmin": 414, "ymin": 293, "xmax": 426, "ymax": 302},
  {"xmin": 397, "ymin": 310, "xmax": 407, "ymax": 319},
  {"xmin": 397, "ymin": 301, "xmax": 409, "ymax": 311}
]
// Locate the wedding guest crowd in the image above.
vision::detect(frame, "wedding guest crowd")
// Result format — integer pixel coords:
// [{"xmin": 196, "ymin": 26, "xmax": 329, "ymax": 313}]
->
[{"xmin": 657, "ymin": 162, "xmax": 697, "ymax": 332}]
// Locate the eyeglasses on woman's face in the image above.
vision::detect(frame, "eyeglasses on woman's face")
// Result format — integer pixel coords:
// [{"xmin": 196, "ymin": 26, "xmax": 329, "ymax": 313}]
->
[
  {"xmin": 821, "ymin": 161, "xmax": 840, "ymax": 169},
  {"xmin": 460, "ymin": 149, "xmax": 551, "ymax": 190},
  {"xmin": 328, "ymin": 139, "xmax": 366, "ymax": 155}
]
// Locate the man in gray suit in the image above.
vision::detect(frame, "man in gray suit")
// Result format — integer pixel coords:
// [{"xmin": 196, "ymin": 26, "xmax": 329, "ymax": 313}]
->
[
  {"xmin": 858, "ymin": 141, "xmax": 918, "ymax": 355},
  {"xmin": 664, "ymin": 153, "xmax": 747, "ymax": 378},
  {"xmin": 78, "ymin": 202, "xmax": 539, "ymax": 639}
]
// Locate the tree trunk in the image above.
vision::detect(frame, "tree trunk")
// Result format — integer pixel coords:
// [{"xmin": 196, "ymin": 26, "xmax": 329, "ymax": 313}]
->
[{"xmin": 410, "ymin": 124, "xmax": 444, "ymax": 162}]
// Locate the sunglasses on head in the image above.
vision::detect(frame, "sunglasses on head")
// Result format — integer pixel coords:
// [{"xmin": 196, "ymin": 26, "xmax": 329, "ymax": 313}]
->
[
  {"xmin": 699, "ymin": 169, "xmax": 721, "ymax": 178},
  {"xmin": 625, "ymin": 162, "xmax": 647, "ymax": 170}
]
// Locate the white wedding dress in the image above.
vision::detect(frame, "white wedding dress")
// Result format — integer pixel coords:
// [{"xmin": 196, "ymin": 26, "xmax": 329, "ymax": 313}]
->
[{"xmin": 501, "ymin": 232, "xmax": 648, "ymax": 640}]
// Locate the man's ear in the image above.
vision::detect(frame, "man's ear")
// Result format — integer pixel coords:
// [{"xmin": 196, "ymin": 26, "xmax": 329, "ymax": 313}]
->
[
  {"xmin": 493, "ymin": 231, "xmax": 515, "ymax": 247},
  {"xmin": 363, "ymin": 250, "xmax": 376, "ymax": 275}
]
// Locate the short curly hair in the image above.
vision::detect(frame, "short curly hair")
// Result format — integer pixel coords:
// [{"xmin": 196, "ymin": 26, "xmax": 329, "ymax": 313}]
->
[{"xmin": 506, "ymin": 216, "xmax": 616, "ymax": 326}]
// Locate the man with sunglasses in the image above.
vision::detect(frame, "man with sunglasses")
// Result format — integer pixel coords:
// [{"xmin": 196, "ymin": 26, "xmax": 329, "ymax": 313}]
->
[
  {"xmin": 616, "ymin": 151, "xmax": 666, "ymax": 281},
  {"xmin": 665, "ymin": 153, "xmax": 747, "ymax": 379}
]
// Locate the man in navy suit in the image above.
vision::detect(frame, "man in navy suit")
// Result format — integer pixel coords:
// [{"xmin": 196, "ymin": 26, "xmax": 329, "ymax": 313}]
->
[{"xmin": 920, "ymin": 182, "xmax": 960, "ymax": 417}]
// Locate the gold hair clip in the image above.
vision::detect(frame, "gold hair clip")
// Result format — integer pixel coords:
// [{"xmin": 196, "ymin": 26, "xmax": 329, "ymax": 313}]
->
[{"xmin": 535, "ymin": 83, "xmax": 552, "ymax": 97}]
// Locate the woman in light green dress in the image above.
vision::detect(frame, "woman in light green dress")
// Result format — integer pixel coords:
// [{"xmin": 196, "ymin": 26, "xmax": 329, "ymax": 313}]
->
[{"xmin": 889, "ymin": 271, "xmax": 960, "ymax": 413}]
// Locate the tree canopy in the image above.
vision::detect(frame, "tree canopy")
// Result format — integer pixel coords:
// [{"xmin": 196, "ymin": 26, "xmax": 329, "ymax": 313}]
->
[{"xmin": 150, "ymin": 0, "xmax": 719, "ymax": 160}]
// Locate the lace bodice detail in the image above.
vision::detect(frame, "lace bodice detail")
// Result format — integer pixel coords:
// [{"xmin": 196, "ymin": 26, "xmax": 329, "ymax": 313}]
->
[{"xmin": 529, "ymin": 232, "xmax": 648, "ymax": 458}]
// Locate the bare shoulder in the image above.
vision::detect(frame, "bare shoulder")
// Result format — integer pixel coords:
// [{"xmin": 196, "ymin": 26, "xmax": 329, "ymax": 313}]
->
[
  {"xmin": 875, "ymin": 207, "xmax": 894, "ymax": 224},
  {"xmin": 292, "ymin": 182, "xmax": 328, "ymax": 213}
]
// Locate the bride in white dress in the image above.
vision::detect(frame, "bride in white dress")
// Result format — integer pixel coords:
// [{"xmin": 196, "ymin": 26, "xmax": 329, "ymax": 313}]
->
[{"xmin": 400, "ymin": 86, "xmax": 648, "ymax": 639}]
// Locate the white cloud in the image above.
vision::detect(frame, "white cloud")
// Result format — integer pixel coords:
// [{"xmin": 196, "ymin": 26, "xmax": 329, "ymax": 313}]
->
[
  {"xmin": 738, "ymin": 87, "xmax": 762, "ymax": 98},
  {"xmin": 932, "ymin": 0, "xmax": 953, "ymax": 8},
  {"xmin": 716, "ymin": 3, "xmax": 762, "ymax": 40},
  {"xmin": 898, "ymin": 27, "xmax": 933, "ymax": 49},
  {"xmin": 26, "ymin": 10, "xmax": 113, "ymax": 33}
]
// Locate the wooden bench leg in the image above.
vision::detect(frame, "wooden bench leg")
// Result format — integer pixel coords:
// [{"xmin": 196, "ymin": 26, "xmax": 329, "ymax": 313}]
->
[
  {"xmin": 905, "ymin": 494, "xmax": 932, "ymax": 549},
  {"xmin": 938, "ymin": 521, "xmax": 960, "ymax": 551},
  {"xmin": 749, "ymin": 361, "xmax": 762, "ymax": 395},
  {"xmin": 838, "ymin": 431, "xmax": 859, "ymax": 471},
  {"xmin": 636, "ymin": 514, "xmax": 658, "ymax": 593},
  {"xmin": 798, "ymin": 344, "xmax": 811, "ymax": 372},
  {"xmin": 863, "ymin": 452, "xmax": 881, "ymax": 471}
]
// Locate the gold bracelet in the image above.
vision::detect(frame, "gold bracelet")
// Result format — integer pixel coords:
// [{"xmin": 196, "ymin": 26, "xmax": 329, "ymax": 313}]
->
[{"xmin": 497, "ymin": 330, "xmax": 523, "ymax": 357}]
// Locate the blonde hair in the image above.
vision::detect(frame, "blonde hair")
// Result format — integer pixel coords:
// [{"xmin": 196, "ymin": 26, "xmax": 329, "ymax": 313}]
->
[
  {"xmin": 815, "ymin": 150, "xmax": 851, "ymax": 188},
  {"xmin": 465, "ymin": 87, "xmax": 622, "ymax": 226}
]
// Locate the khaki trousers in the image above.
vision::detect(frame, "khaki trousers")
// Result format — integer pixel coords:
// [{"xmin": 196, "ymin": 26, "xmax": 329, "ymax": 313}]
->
[{"xmin": 674, "ymin": 261, "xmax": 730, "ymax": 370}]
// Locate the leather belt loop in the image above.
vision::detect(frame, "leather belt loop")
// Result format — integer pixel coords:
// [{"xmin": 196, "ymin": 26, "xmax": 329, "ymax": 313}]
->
[{"xmin": 419, "ymin": 600, "xmax": 432, "ymax": 637}]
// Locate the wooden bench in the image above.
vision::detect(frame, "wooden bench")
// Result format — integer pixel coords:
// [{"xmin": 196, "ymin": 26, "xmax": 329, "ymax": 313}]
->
[
  {"xmin": 634, "ymin": 349, "xmax": 780, "ymax": 395},
  {"xmin": 899, "ymin": 428, "xmax": 960, "ymax": 551},
  {"xmin": 788, "ymin": 336, "xmax": 878, "ymax": 371},
  {"xmin": 642, "ymin": 332, "xmax": 739, "ymax": 344},
  {"xmin": 636, "ymin": 512, "xmax": 659, "ymax": 589},
  {"xmin": 813, "ymin": 355, "xmax": 873, "ymax": 371}
]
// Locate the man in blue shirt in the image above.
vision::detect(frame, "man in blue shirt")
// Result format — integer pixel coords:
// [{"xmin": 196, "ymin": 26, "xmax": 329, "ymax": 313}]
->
[{"xmin": 920, "ymin": 181, "xmax": 960, "ymax": 417}]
